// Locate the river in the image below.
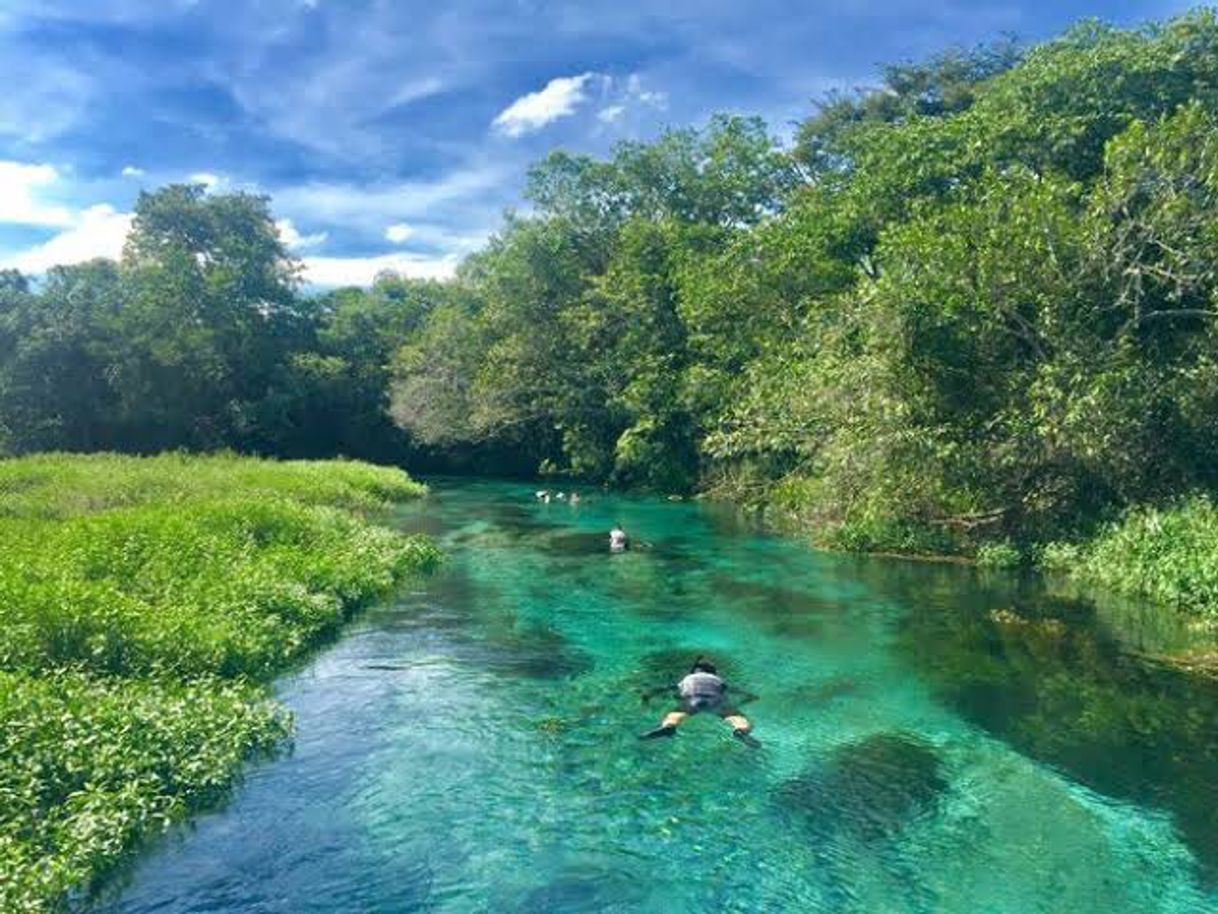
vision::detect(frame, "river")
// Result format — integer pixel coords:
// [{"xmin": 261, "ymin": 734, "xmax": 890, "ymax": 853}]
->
[{"xmin": 93, "ymin": 479, "xmax": 1218, "ymax": 913}]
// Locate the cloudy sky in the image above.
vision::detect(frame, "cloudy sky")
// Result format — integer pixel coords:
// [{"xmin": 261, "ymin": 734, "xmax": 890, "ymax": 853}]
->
[{"xmin": 0, "ymin": 0, "xmax": 1191, "ymax": 286}]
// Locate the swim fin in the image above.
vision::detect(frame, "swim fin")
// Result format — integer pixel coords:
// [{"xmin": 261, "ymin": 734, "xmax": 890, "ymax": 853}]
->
[
  {"xmin": 639, "ymin": 724, "xmax": 677, "ymax": 740},
  {"xmin": 733, "ymin": 729, "xmax": 761, "ymax": 748}
]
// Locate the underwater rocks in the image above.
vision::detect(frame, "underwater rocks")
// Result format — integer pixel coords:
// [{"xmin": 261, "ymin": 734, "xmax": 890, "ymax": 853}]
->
[
  {"xmin": 776, "ymin": 732, "xmax": 949, "ymax": 843},
  {"xmin": 989, "ymin": 607, "xmax": 1068, "ymax": 636}
]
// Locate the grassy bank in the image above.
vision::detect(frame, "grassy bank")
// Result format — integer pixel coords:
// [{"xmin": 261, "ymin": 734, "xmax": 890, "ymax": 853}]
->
[
  {"xmin": 737, "ymin": 471, "xmax": 1218, "ymax": 620},
  {"xmin": 1040, "ymin": 498, "xmax": 1218, "ymax": 622},
  {"xmin": 0, "ymin": 454, "xmax": 439, "ymax": 913}
]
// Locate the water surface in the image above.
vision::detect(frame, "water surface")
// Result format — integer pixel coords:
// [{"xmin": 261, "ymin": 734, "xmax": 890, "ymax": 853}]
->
[{"xmin": 94, "ymin": 480, "xmax": 1218, "ymax": 913}]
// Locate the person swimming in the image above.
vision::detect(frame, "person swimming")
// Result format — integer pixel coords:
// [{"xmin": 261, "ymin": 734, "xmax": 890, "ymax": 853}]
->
[
  {"xmin": 609, "ymin": 525, "xmax": 629, "ymax": 552},
  {"xmin": 639, "ymin": 657, "xmax": 761, "ymax": 747}
]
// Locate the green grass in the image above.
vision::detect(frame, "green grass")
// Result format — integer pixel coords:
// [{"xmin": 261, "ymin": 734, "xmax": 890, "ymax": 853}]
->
[
  {"xmin": 1044, "ymin": 497, "xmax": 1218, "ymax": 618},
  {"xmin": 0, "ymin": 451, "xmax": 426, "ymax": 519},
  {"xmin": 0, "ymin": 453, "xmax": 438, "ymax": 913}
]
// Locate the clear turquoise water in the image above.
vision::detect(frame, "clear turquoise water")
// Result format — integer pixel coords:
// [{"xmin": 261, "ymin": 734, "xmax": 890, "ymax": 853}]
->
[{"xmin": 95, "ymin": 480, "xmax": 1218, "ymax": 913}]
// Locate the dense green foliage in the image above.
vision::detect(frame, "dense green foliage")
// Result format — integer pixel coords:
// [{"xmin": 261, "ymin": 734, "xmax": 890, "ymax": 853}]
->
[
  {"xmin": 5, "ymin": 11, "xmax": 1218, "ymax": 601},
  {"xmin": 0, "ymin": 454, "xmax": 437, "ymax": 912},
  {"xmin": 387, "ymin": 11, "xmax": 1218, "ymax": 563},
  {"xmin": 0, "ymin": 191, "xmax": 463, "ymax": 464},
  {"xmin": 1043, "ymin": 498, "xmax": 1218, "ymax": 617}
]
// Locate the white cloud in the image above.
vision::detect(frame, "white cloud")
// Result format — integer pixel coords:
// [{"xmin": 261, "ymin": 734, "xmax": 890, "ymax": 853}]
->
[
  {"xmin": 121, "ymin": 164, "xmax": 145, "ymax": 177},
  {"xmin": 624, "ymin": 74, "xmax": 667, "ymax": 110},
  {"xmin": 189, "ymin": 171, "xmax": 223, "ymax": 189},
  {"xmin": 597, "ymin": 104, "xmax": 626, "ymax": 124},
  {"xmin": 386, "ymin": 76, "xmax": 445, "ymax": 110},
  {"xmin": 272, "ymin": 165, "xmax": 506, "ymax": 230},
  {"xmin": 0, "ymin": 204, "xmax": 132, "ymax": 273},
  {"xmin": 384, "ymin": 222, "xmax": 414, "ymax": 243},
  {"xmin": 302, "ymin": 252, "xmax": 459, "ymax": 287},
  {"xmin": 0, "ymin": 161, "xmax": 75, "ymax": 226},
  {"xmin": 275, "ymin": 218, "xmax": 327, "ymax": 249},
  {"xmin": 0, "ymin": 61, "xmax": 92, "ymax": 143},
  {"xmin": 592, "ymin": 74, "xmax": 668, "ymax": 129},
  {"xmin": 492, "ymin": 73, "xmax": 593, "ymax": 137}
]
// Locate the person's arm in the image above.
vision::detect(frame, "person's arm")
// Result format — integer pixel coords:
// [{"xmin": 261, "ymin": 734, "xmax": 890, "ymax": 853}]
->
[{"xmin": 726, "ymin": 684, "xmax": 760, "ymax": 705}]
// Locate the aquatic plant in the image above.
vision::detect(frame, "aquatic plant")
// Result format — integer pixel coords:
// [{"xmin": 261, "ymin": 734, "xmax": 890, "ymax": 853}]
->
[{"xmin": 0, "ymin": 453, "xmax": 437, "ymax": 913}]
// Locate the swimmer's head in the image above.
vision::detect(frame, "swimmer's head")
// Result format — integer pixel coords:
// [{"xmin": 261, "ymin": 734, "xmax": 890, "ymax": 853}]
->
[{"xmin": 691, "ymin": 656, "xmax": 717, "ymax": 675}]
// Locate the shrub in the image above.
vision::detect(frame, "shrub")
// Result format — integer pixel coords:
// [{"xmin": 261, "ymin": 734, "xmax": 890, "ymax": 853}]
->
[
  {"xmin": 1067, "ymin": 497, "xmax": 1218, "ymax": 616},
  {"xmin": 975, "ymin": 540, "xmax": 1024, "ymax": 569}
]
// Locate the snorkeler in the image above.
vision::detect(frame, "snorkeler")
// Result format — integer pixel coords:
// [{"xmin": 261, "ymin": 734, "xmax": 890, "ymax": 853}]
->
[
  {"xmin": 609, "ymin": 524, "xmax": 629, "ymax": 552},
  {"xmin": 639, "ymin": 657, "xmax": 761, "ymax": 747}
]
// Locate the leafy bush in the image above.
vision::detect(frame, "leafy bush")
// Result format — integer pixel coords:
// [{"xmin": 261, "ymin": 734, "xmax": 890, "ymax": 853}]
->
[
  {"xmin": 975, "ymin": 540, "xmax": 1025, "ymax": 569},
  {"xmin": 819, "ymin": 514, "xmax": 961, "ymax": 556},
  {"xmin": 1036, "ymin": 540, "xmax": 1083, "ymax": 572},
  {"xmin": 0, "ymin": 453, "xmax": 436, "ymax": 912},
  {"xmin": 1065, "ymin": 497, "xmax": 1218, "ymax": 616}
]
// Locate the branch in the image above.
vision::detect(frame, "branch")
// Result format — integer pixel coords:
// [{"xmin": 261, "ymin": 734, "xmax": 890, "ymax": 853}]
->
[{"xmin": 927, "ymin": 507, "xmax": 1011, "ymax": 530}]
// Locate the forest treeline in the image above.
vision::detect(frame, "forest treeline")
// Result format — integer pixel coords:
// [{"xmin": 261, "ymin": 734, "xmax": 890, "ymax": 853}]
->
[{"xmin": 5, "ymin": 11, "xmax": 1218, "ymax": 568}]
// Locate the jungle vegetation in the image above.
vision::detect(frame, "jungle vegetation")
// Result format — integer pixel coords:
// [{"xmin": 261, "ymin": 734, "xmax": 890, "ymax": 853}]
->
[{"xmin": 4, "ymin": 11, "xmax": 1218, "ymax": 613}]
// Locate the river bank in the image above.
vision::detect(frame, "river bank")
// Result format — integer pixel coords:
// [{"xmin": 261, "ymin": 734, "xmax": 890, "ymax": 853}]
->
[{"xmin": 0, "ymin": 453, "xmax": 439, "ymax": 913}]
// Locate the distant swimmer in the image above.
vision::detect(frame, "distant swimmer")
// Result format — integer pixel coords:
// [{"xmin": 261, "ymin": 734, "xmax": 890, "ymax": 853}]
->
[
  {"xmin": 639, "ymin": 657, "xmax": 761, "ymax": 747},
  {"xmin": 535, "ymin": 489, "xmax": 550, "ymax": 500},
  {"xmin": 609, "ymin": 524, "xmax": 629, "ymax": 552},
  {"xmin": 570, "ymin": 492, "xmax": 581, "ymax": 505}
]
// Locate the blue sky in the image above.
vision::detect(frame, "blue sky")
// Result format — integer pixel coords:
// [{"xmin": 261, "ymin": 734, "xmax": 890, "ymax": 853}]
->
[{"xmin": 0, "ymin": 0, "xmax": 1193, "ymax": 286}]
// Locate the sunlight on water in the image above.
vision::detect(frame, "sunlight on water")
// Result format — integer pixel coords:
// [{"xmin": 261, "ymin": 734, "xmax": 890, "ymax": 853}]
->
[{"xmin": 95, "ymin": 480, "xmax": 1218, "ymax": 913}]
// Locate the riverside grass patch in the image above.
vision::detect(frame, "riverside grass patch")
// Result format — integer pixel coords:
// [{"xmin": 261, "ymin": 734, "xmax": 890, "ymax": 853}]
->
[
  {"xmin": 0, "ymin": 454, "xmax": 439, "ymax": 913},
  {"xmin": 1043, "ymin": 497, "xmax": 1218, "ymax": 619}
]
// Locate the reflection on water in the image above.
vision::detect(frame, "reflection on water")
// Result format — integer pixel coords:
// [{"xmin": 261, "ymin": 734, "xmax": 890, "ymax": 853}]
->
[
  {"xmin": 94, "ymin": 479, "xmax": 1218, "ymax": 913},
  {"xmin": 889, "ymin": 567, "xmax": 1218, "ymax": 880}
]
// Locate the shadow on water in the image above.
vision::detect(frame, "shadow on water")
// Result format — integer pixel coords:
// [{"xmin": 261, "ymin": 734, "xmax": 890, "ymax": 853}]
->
[
  {"xmin": 510, "ymin": 867, "xmax": 646, "ymax": 912},
  {"xmin": 776, "ymin": 731, "xmax": 949, "ymax": 844},
  {"xmin": 539, "ymin": 530, "xmax": 612, "ymax": 557},
  {"xmin": 708, "ymin": 574, "xmax": 836, "ymax": 639},
  {"xmin": 472, "ymin": 624, "xmax": 595, "ymax": 680},
  {"xmin": 866, "ymin": 560, "xmax": 1218, "ymax": 881}
]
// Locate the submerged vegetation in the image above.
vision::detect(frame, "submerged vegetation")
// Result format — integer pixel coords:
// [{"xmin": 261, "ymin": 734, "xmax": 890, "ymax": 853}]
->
[
  {"xmin": 0, "ymin": 454, "xmax": 437, "ymax": 912},
  {"xmin": 3, "ymin": 16, "xmax": 1218, "ymax": 603}
]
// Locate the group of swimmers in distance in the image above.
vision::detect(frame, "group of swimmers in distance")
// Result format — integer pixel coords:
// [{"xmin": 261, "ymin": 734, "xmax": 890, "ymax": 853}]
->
[
  {"xmin": 531, "ymin": 488, "xmax": 760, "ymax": 747},
  {"xmin": 535, "ymin": 489, "xmax": 580, "ymax": 505}
]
